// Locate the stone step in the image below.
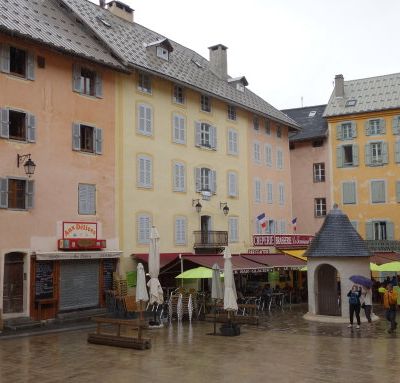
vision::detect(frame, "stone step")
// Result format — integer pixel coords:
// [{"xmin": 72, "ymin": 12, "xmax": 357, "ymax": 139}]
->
[
  {"xmin": 4, "ymin": 317, "xmax": 42, "ymax": 331},
  {"xmin": 56, "ymin": 308, "xmax": 107, "ymax": 323}
]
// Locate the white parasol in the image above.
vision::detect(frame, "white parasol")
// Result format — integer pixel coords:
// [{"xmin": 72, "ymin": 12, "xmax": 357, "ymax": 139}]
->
[
  {"xmin": 147, "ymin": 226, "xmax": 164, "ymax": 305},
  {"xmin": 223, "ymin": 247, "xmax": 238, "ymax": 312},
  {"xmin": 135, "ymin": 263, "xmax": 149, "ymax": 320}
]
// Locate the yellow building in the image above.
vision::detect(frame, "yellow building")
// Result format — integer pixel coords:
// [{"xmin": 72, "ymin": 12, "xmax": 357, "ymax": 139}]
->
[{"xmin": 324, "ymin": 74, "xmax": 400, "ymax": 248}]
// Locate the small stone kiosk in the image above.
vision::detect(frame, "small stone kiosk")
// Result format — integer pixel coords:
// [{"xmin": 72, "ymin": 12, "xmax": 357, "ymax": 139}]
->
[{"xmin": 304, "ymin": 205, "xmax": 374, "ymax": 323}]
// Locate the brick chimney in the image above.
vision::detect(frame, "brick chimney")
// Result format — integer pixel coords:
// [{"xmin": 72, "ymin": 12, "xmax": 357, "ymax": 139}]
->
[
  {"xmin": 208, "ymin": 44, "xmax": 228, "ymax": 80},
  {"xmin": 107, "ymin": 1, "xmax": 134, "ymax": 23},
  {"xmin": 334, "ymin": 74, "xmax": 344, "ymax": 98},
  {"xmin": 99, "ymin": 0, "xmax": 105, "ymax": 8}
]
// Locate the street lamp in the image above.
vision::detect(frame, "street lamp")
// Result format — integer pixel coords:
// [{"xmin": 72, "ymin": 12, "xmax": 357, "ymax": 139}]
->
[
  {"xmin": 220, "ymin": 202, "xmax": 229, "ymax": 216},
  {"xmin": 17, "ymin": 154, "xmax": 36, "ymax": 177},
  {"xmin": 192, "ymin": 199, "xmax": 202, "ymax": 213}
]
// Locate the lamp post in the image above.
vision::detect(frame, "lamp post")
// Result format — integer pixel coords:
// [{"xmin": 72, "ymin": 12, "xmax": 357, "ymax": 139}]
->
[
  {"xmin": 192, "ymin": 199, "xmax": 202, "ymax": 213},
  {"xmin": 17, "ymin": 154, "xmax": 36, "ymax": 177},
  {"xmin": 220, "ymin": 202, "xmax": 229, "ymax": 216}
]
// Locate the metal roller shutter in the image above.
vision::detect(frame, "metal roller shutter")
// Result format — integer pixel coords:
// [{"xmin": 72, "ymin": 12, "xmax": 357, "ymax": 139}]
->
[{"xmin": 59, "ymin": 260, "xmax": 99, "ymax": 311}]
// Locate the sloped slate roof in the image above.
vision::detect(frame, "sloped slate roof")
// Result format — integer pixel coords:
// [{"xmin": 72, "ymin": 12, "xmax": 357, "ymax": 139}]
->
[
  {"xmin": 324, "ymin": 72, "xmax": 400, "ymax": 117},
  {"xmin": 305, "ymin": 206, "xmax": 371, "ymax": 258},
  {"xmin": 0, "ymin": 0, "xmax": 122, "ymax": 68},
  {"xmin": 60, "ymin": 0, "xmax": 299, "ymax": 129},
  {"xmin": 282, "ymin": 105, "xmax": 328, "ymax": 142}
]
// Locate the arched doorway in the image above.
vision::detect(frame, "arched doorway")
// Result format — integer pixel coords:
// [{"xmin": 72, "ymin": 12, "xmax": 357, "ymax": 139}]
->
[
  {"xmin": 3, "ymin": 252, "xmax": 25, "ymax": 314},
  {"xmin": 316, "ymin": 264, "xmax": 341, "ymax": 316}
]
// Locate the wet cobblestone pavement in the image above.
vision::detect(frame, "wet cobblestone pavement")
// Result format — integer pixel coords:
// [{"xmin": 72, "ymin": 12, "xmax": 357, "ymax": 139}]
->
[{"xmin": 0, "ymin": 305, "xmax": 399, "ymax": 383}]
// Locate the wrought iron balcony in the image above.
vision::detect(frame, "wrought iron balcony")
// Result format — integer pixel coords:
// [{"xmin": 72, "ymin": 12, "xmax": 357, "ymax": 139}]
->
[
  {"xmin": 365, "ymin": 240, "xmax": 400, "ymax": 252},
  {"xmin": 193, "ymin": 231, "xmax": 228, "ymax": 249}
]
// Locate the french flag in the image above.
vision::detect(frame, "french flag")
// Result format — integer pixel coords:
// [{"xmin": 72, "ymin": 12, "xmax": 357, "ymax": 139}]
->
[
  {"xmin": 257, "ymin": 213, "xmax": 267, "ymax": 229},
  {"xmin": 291, "ymin": 217, "xmax": 297, "ymax": 232}
]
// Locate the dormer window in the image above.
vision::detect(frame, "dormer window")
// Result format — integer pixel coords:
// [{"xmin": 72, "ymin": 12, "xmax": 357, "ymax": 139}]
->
[
  {"xmin": 228, "ymin": 76, "xmax": 249, "ymax": 92},
  {"xmin": 236, "ymin": 83, "xmax": 245, "ymax": 92},
  {"xmin": 145, "ymin": 38, "xmax": 173, "ymax": 62},
  {"xmin": 308, "ymin": 111, "xmax": 316, "ymax": 117},
  {"xmin": 157, "ymin": 46, "xmax": 169, "ymax": 61}
]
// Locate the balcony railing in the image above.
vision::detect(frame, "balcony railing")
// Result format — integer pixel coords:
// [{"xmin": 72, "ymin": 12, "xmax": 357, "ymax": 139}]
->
[
  {"xmin": 193, "ymin": 231, "xmax": 228, "ymax": 248},
  {"xmin": 365, "ymin": 240, "xmax": 400, "ymax": 252}
]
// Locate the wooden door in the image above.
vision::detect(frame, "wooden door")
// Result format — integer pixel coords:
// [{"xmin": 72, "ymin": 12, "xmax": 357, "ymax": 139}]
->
[
  {"xmin": 317, "ymin": 264, "xmax": 340, "ymax": 316},
  {"xmin": 3, "ymin": 253, "xmax": 24, "ymax": 313}
]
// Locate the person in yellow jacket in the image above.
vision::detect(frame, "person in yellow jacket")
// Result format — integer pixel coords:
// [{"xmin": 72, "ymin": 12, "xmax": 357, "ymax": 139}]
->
[{"xmin": 383, "ymin": 284, "xmax": 398, "ymax": 333}]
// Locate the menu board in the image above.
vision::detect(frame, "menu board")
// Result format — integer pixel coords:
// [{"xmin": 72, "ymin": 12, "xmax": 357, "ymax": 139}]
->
[
  {"xmin": 35, "ymin": 262, "xmax": 54, "ymax": 300},
  {"xmin": 103, "ymin": 260, "xmax": 115, "ymax": 290}
]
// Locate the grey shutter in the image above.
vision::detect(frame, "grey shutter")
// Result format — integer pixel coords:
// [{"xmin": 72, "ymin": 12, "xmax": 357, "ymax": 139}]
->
[
  {"xmin": 95, "ymin": 128, "xmax": 103, "ymax": 154},
  {"xmin": 78, "ymin": 184, "xmax": 88, "ymax": 214},
  {"xmin": 379, "ymin": 118, "xmax": 386, "ymax": 134},
  {"xmin": 351, "ymin": 121, "xmax": 357, "ymax": 138},
  {"xmin": 210, "ymin": 126, "xmax": 217, "ymax": 149},
  {"xmin": 195, "ymin": 167, "xmax": 201, "ymax": 192},
  {"xmin": 211, "ymin": 170, "xmax": 217, "ymax": 194},
  {"xmin": 26, "ymin": 51, "xmax": 35, "ymax": 80},
  {"xmin": 88, "ymin": 185, "xmax": 96, "ymax": 214},
  {"xmin": 336, "ymin": 124, "xmax": 343, "ymax": 140},
  {"xmin": 365, "ymin": 222, "xmax": 374, "ymax": 240},
  {"xmin": 336, "ymin": 146, "xmax": 343, "ymax": 168},
  {"xmin": 26, "ymin": 113, "xmax": 36, "ymax": 142},
  {"xmin": 72, "ymin": 64, "xmax": 82, "ymax": 92},
  {"xmin": 382, "ymin": 142, "xmax": 388, "ymax": 164},
  {"xmin": 352, "ymin": 144, "xmax": 359, "ymax": 166},
  {"xmin": 72, "ymin": 123, "xmax": 81, "ymax": 151},
  {"xmin": 396, "ymin": 181, "xmax": 400, "ymax": 203},
  {"xmin": 365, "ymin": 144, "xmax": 372, "ymax": 166},
  {"xmin": 95, "ymin": 72, "xmax": 103, "ymax": 98},
  {"xmin": 364, "ymin": 120, "xmax": 371, "ymax": 136},
  {"xmin": 173, "ymin": 163, "xmax": 179, "ymax": 191},
  {"xmin": 25, "ymin": 180, "xmax": 34, "ymax": 209},
  {"xmin": 0, "ymin": 178, "xmax": 8, "ymax": 208},
  {"xmin": 0, "ymin": 108, "xmax": 9, "ymax": 138},
  {"xmin": 195, "ymin": 122, "xmax": 201, "ymax": 146},
  {"xmin": 392, "ymin": 116, "xmax": 400, "ymax": 135},
  {"xmin": 395, "ymin": 141, "xmax": 400, "ymax": 163},
  {"xmin": 387, "ymin": 222, "xmax": 394, "ymax": 240},
  {"xmin": 173, "ymin": 114, "xmax": 179, "ymax": 142},
  {"xmin": 0, "ymin": 44, "xmax": 10, "ymax": 73},
  {"xmin": 342, "ymin": 182, "xmax": 355, "ymax": 204}
]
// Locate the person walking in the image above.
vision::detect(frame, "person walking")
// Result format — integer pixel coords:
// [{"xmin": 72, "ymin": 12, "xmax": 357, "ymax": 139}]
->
[
  {"xmin": 361, "ymin": 286, "xmax": 373, "ymax": 325},
  {"xmin": 347, "ymin": 285, "xmax": 361, "ymax": 329},
  {"xmin": 383, "ymin": 283, "xmax": 398, "ymax": 333}
]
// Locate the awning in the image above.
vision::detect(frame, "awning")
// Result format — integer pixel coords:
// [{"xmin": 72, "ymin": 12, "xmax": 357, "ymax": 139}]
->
[
  {"xmin": 371, "ymin": 252, "xmax": 400, "ymax": 265},
  {"xmin": 281, "ymin": 249, "xmax": 307, "ymax": 261},
  {"xmin": 133, "ymin": 253, "xmax": 184, "ymax": 269},
  {"xmin": 241, "ymin": 253, "xmax": 306, "ymax": 269},
  {"xmin": 34, "ymin": 250, "xmax": 122, "ymax": 261}
]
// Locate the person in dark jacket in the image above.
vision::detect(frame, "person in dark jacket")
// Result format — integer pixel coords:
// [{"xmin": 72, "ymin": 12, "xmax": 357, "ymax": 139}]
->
[{"xmin": 347, "ymin": 285, "xmax": 362, "ymax": 329}]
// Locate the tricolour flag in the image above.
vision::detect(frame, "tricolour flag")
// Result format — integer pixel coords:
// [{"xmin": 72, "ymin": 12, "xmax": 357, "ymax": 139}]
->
[
  {"xmin": 291, "ymin": 217, "xmax": 297, "ymax": 232},
  {"xmin": 257, "ymin": 213, "xmax": 267, "ymax": 229}
]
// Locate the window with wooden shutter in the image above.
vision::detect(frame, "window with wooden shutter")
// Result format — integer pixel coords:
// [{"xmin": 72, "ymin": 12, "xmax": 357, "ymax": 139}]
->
[
  {"xmin": 25, "ymin": 180, "xmax": 34, "ymax": 209},
  {"xmin": 78, "ymin": 183, "xmax": 96, "ymax": 215},
  {"xmin": 95, "ymin": 128, "xmax": 103, "ymax": 154},
  {"xmin": 138, "ymin": 104, "xmax": 152, "ymax": 136},
  {"xmin": 265, "ymin": 144, "xmax": 272, "ymax": 167},
  {"xmin": 94, "ymin": 72, "xmax": 103, "ymax": 98},
  {"xmin": 0, "ymin": 108, "xmax": 9, "ymax": 138},
  {"xmin": 210, "ymin": 126, "xmax": 217, "ymax": 149},
  {"xmin": 395, "ymin": 141, "xmax": 400, "ymax": 163},
  {"xmin": 211, "ymin": 170, "xmax": 217, "ymax": 194},
  {"xmin": 365, "ymin": 222, "xmax": 374, "ymax": 240},
  {"xmin": 0, "ymin": 109, "xmax": 35, "ymax": 142},
  {"xmin": 26, "ymin": 113, "xmax": 36, "ymax": 143},
  {"xmin": 342, "ymin": 181, "xmax": 356, "ymax": 204},
  {"xmin": 228, "ymin": 217, "xmax": 239, "ymax": 243},
  {"xmin": 276, "ymin": 149, "xmax": 284, "ymax": 169},
  {"xmin": 0, "ymin": 44, "xmax": 10, "ymax": 73},
  {"xmin": 175, "ymin": 217, "xmax": 187, "ymax": 245},
  {"xmin": 392, "ymin": 116, "xmax": 400, "ymax": 135},
  {"xmin": 228, "ymin": 171, "xmax": 238, "ymax": 197},
  {"xmin": 173, "ymin": 161, "xmax": 185, "ymax": 192},
  {"xmin": 396, "ymin": 181, "xmax": 400, "ymax": 203},
  {"xmin": 172, "ymin": 114, "xmax": 185, "ymax": 144},
  {"xmin": 137, "ymin": 155, "xmax": 152, "ymax": 188},
  {"xmin": 228, "ymin": 128, "xmax": 238, "ymax": 155},
  {"xmin": 0, "ymin": 46, "xmax": 35, "ymax": 80},
  {"xmin": 266, "ymin": 181, "xmax": 273, "ymax": 204},
  {"xmin": 195, "ymin": 167, "xmax": 201, "ymax": 192},
  {"xmin": 336, "ymin": 146, "xmax": 344, "ymax": 167},
  {"xmin": 371, "ymin": 221, "xmax": 390, "ymax": 240},
  {"xmin": 253, "ymin": 141, "xmax": 261, "ymax": 163},
  {"xmin": 254, "ymin": 179, "xmax": 261, "ymax": 203},
  {"xmin": 371, "ymin": 180, "xmax": 386, "ymax": 203},
  {"xmin": 366, "ymin": 118, "xmax": 385, "ymax": 135},
  {"xmin": 278, "ymin": 183, "xmax": 285, "ymax": 206},
  {"xmin": 138, "ymin": 214, "xmax": 151, "ymax": 244},
  {"xmin": 0, "ymin": 178, "xmax": 8, "ymax": 208}
]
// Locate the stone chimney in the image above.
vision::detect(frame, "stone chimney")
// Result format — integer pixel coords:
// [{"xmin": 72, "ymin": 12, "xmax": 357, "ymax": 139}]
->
[
  {"xmin": 334, "ymin": 74, "xmax": 344, "ymax": 98},
  {"xmin": 208, "ymin": 44, "xmax": 228, "ymax": 80},
  {"xmin": 99, "ymin": 0, "xmax": 105, "ymax": 8},
  {"xmin": 107, "ymin": 1, "xmax": 134, "ymax": 23}
]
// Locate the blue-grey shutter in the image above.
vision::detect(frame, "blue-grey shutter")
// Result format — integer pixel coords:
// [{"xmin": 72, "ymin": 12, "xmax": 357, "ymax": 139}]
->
[
  {"xmin": 396, "ymin": 181, "xmax": 400, "ymax": 203},
  {"xmin": 95, "ymin": 72, "xmax": 103, "ymax": 98},
  {"xmin": 72, "ymin": 64, "xmax": 81, "ymax": 92},
  {"xmin": 365, "ymin": 144, "xmax": 372, "ymax": 166},
  {"xmin": 195, "ymin": 122, "xmax": 201, "ymax": 146},
  {"xmin": 379, "ymin": 118, "xmax": 386, "ymax": 134},
  {"xmin": 195, "ymin": 167, "xmax": 201, "ymax": 192},
  {"xmin": 395, "ymin": 141, "xmax": 400, "ymax": 163},
  {"xmin": 392, "ymin": 116, "xmax": 400, "ymax": 135},
  {"xmin": 26, "ymin": 180, "xmax": 34, "ymax": 209},
  {"xmin": 342, "ymin": 182, "xmax": 356, "ymax": 204},
  {"xmin": 78, "ymin": 184, "xmax": 88, "ymax": 214},
  {"xmin": 364, "ymin": 120, "xmax": 371, "ymax": 136},
  {"xmin": 0, "ymin": 108, "xmax": 9, "ymax": 138},
  {"xmin": 387, "ymin": 222, "xmax": 394, "ymax": 240},
  {"xmin": 88, "ymin": 184, "xmax": 96, "ymax": 214},
  {"xmin": 72, "ymin": 123, "xmax": 81, "ymax": 151},
  {"xmin": 382, "ymin": 142, "xmax": 388, "ymax": 164},
  {"xmin": 26, "ymin": 51, "xmax": 35, "ymax": 80},
  {"xmin": 210, "ymin": 126, "xmax": 217, "ymax": 149},
  {"xmin": 95, "ymin": 128, "xmax": 103, "ymax": 154},
  {"xmin": 351, "ymin": 121, "xmax": 357, "ymax": 138},
  {"xmin": 0, "ymin": 44, "xmax": 10, "ymax": 73},
  {"xmin": 336, "ymin": 146, "xmax": 343, "ymax": 168},
  {"xmin": 211, "ymin": 170, "xmax": 217, "ymax": 194},
  {"xmin": 26, "ymin": 113, "xmax": 36, "ymax": 142},
  {"xmin": 352, "ymin": 144, "xmax": 359, "ymax": 166},
  {"xmin": 0, "ymin": 178, "xmax": 8, "ymax": 208},
  {"xmin": 336, "ymin": 124, "xmax": 343, "ymax": 140},
  {"xmin": 365, "ymin": 222, "xmax": 374, "ymax": 240}
]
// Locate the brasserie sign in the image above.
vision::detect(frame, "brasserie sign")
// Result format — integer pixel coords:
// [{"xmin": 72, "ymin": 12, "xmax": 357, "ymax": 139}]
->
[{"xmin": 253, "ymin": 234, "xmax": 313, "ymax": 248}]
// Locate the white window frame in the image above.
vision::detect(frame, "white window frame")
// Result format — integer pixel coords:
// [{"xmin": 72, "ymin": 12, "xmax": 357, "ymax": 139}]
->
[
  {"xmin": 314, "ymin": 198, "xmax": 326, "ymax": 217},
  {"xmin": 137, "ymin": 214, "xmax": 152, "ymax": 244},
  {"xmin": 227, "ymin": 128, "xmax": 238, "ymax": 155},
  {"xmin": 371, "ymin": 142, "xmax": 383, "ymax": 163},
  {"xmin": 278, "ymin": 183, "xmax": 285, "ymax": 206},
  {"xmin": 228, "ymin": 217, "xmax": 239, "ymax": 243},
  {"xmin": 266, "ymin": 181, "xmax": 273, "ymax": 204},
  {"xmin": 254, "ymin": 178, "xmax": 261, "ymax": 203},
  {"xmin": 137, "ymin": 155, "xmax": 153, "ymax": 188},
  {"xmin": 175, "ymin": 216, "xmax": 187, "ymax": 245},
  {"xmin": 173, "ymin": 161, "xmax": 186, "ymax": 192},
  {"xmin": 342, "ymin": 122, "xmax": 352, "ymax": 140},
  {"xmin": 172, "ymin": 113, "xmax": 186, "ymax": 144},
  {"xmin": 173, "ymin": 84, "xmax": 185, "ymax": 104},
  {"xmin": 200, "ymin": 94, "xmax": 211, "ymax": 112},
  {"xmin": 137, "ymin": 103, "xmax": 153, "ymax": 136},
  {"xmin": 253, "ymin": 141, "xmax": 261, "ymax": 163},
  {"xmin": 313, "ymin": 163, "xmax": 325, "ymax": 182},
  {"xmin": 227, "ymin": 105, "xmax": 236, "ymax": 121},
  {"xmin": 265, "ymin": 144, "xmax": 272, "ymax": 167},
  {"xmin": 156, "ymin": 46, "xmax": 169, "ymax": 61}
]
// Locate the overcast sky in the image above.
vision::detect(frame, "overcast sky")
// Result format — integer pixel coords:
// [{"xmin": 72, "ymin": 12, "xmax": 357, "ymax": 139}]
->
[{"xmin": 90, "ymin": 0, "xmax": 400, "ymax": 110}]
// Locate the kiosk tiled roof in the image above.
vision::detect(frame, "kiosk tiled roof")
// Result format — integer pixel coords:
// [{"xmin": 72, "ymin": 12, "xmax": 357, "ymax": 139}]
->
[
  {"xmin": 324, "ymin": 72, "xmax": 400, "ymax": 117},
  {"xmin": 282, "ymin": 105, "xmax": 328, "ymax": 142},
  {"xmin": 305, "ymin": 206, "xmax": 371, "ymax": 258},
  {"xmin": 59, "ymin": 0, "xmax": 299, "ymax": 128},
  {"xmin": 0, "ymin": 0, "xmax": 123, "ymax": 68}
]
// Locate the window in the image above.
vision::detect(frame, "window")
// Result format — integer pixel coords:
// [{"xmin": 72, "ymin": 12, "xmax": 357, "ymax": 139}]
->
[
  {"xmin": 0, "ymin": 109, "xmax": 36, "ymax": 142},
  {"xmin": 370, "ymin": 180, "xmax": 386, "ymax": 203},
  {"xmin": 228, "ymin": 217, "xmax": 239, "ymax": 242},
  {"xmin": 156, "ymin": 46, "xmax": 169, "ymax": 61},
  {"xmin": 345, "ymin": 99, "xmax": 357, "ymax": 107},
  {"xmin": 227, "ymin": 128, "xmax": 238, "ymax": 155},
  {"xmin": 138, "ymin": 72, "xmax": 152, "ymax": 93},
  {"xmin": 72, "ymin": 123, "xmax": 103, "ymax": 154},
  {"xmin": 138, "ymin": 104, "xmax": 152, "ymax": 136},
  {"xmin": 365, "ymin": 141, "xmax": 388, "ymax": 166},
  {"xmin": 279, "ymin": 220, "xmax": 286, "ymax": 234},
  {"xmin": 365, "ymin": 119, "xmax": 385, "ymax": 136},
  {"xmin": 228, "ymin": 171, "xmax": 238, "ymax": 197},
  {"xmin": 278, "ymin": 183, "xmax": 285, "ymax": 206},
  {"xmin": 173, "ymin": 161, "xmax": 185, "ymax": 192},
  {"xmin": 0, "ymin": 45, "xmax": 35, "ymax": 80},
  {"xmin": 392, "ymin": 116, "xmax": 400, "ymax": 135},
  {"xmin": 276, "ymin": 149, "xmax": 284, "ymax": 169},
  {"xmin": 172, "ymin": 113, "xmax": 186, "ymax": 144},
  {"xmin": 276, "ymin": 125, "xmax": 282, "ymax": 138},
  {"xmin": 0, "ymin": 178, "xmax": 34, "ymax": 210},
  {"xmin": 195, "ymin": 122, "xmax": 216, "ymax": 149},
  {"xmin": 266, "ymin": 220, "xmax": 276, "ymax": 234},
  {"xmin": 173, "ymin": 85, "xmax": 185, "ymax": 104},
  {"xmin": 366, "ymin": 221, "xmax": 394, "ymax": 240},
  {"xmin": 253, "ymin": 141, "xmax": 261, "ymax": 163},
  {"xmin": 314, "ymin": 198, "xmax": 326, "ymax": 217},
  {"xmin": 395, "ymin": 141, "xmax": 400, "ymax": 163},
  {"xmin": 308, "ymin": 111, "xmax": 316, "ymax": 117},
  {"xmin": 336, "ymin": 144, "xmax": 359, "ymax": 167},
  {"xmin": 397, "ymin": 181, "xmax": 400, "ymax": 203},
  {"xmin": 342, "ymin": 181, "xmax": 356, "ymax": 204},
  {"xmin": 336, "ymin": 121, "xmax": 356, "ymax": 140},
  {"xmin": 200, "ymin": 95, "xmax": 211, "ymax": 112},
  {"xmin": 195, "ymin": 167, "xmax": 216, "ymax": 193},
  {"xmin": 313, "ymin": 163, "xmax": 325, "ymax": 182},
  {"xmin": 265, "ymin": 119, "xmax": 271, "ymax": 135},
  {"xmin": 72, "ymin": 64, "xmax": 102, "ymax": 97},
  {"xmin": 137, "ymin": 155, "xmax": 152, "ymax": 188},
  {"xmin": 266, "ymin": 181, "xmax": 273, "ymax": 204},
  {"xmin": 137, "ymin": 214, "xmax": 152, "ymax": 244},
  {"xmin": 78, "ymin": 183, "xmax": 96, "ymax": 215},
  {"xmin": 227, "ymin": 105, "xmax": 236, "ymax": 121},
  {"xmin": 236, "ymin": 83, "xmax": 245, "ymax": 92},
  {"xmin": 265, "ymin": 144, "xmax": 272, "ymax": 167},
  {"xmin": 312, "ymin": 139, "xmax": 323, "ymax": 147},
  {"xmin": 253, "ymin": 116, "xmax": 259, "ymax": 131},
  {"xmin": 254, "ymin": 179, "xmax": 261, "ymax": 203},
  {"xmin": 175, "ymin": 217, "xmax": 187, "ymax": 245}
]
